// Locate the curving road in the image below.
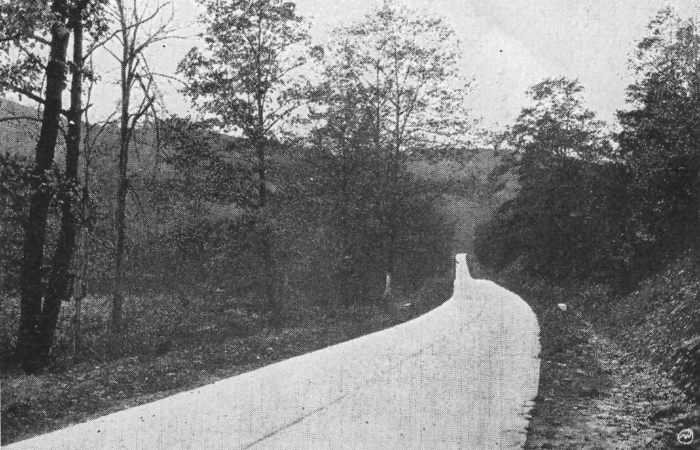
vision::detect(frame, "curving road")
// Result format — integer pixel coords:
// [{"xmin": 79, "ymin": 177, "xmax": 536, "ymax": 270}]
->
[{"xmin": 7, "ymin": 254, "xmax": 540, "ymax": 449}]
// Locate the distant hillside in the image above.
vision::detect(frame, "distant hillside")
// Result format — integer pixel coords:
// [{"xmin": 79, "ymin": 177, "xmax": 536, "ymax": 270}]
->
[
  {"xmin": 408, "ymin": 147, "xmax": 518, "ymax": 205},
  {"xmin": 0, "ymin": 97, "xmax": 161, "ymax": 174},
  {"xmin": 408, "ymin": 148, "xmax": 499, "ymax": 181},
  {"xmin": 0, "ymin": 98, "xmax": 42, "ymax": 158},
  {"xmin": 1, "ymin": 97, "xmax": 516, "ymax": 236}
]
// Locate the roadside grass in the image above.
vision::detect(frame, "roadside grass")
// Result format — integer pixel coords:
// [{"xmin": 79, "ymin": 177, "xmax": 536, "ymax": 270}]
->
[{"xmin": 1, "ymin": 277, "xmax": 452, "ymax": 445}]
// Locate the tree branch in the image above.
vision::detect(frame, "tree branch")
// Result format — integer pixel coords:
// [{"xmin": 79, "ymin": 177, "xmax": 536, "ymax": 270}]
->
[
  {"xmin": 1, "ymin": 83, "xmax": 45, "ymax": 106},
  {"xmin": 0, "ymin": 115, "xmax": 43, "ymax": 124},
  {"xmin": 31, "ymin": 33, "xmax": 52, "ymax": 46},
  {"xmin": 264, "ymin": 101, "xmax": 304, "ymax": 133}
]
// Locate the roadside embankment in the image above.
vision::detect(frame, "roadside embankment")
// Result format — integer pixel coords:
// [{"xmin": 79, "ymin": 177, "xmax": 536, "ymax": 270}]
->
[{"xmin": 488, "ymin": 269, "xmax": 700, "ymax": 449}]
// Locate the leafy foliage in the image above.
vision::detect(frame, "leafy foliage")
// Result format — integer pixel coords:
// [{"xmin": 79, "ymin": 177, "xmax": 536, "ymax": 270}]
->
[
  {"xmin": 0, "ymin": 153, "xmax": 32, "ymax": 294},
  {"xmin": 178, "ymin": 0, "xmax": 315, "ymax": 313},
  {"xmin": 321, "ymin": 0, "xmax": 474, "ymax": 161},
  {"xmin": 305, "ymin": 88, "xmax": 387, "ymax": 302},
  {"xmin": 178, "ymin": 0, "xmax": 311, "ymax": 139},
  {"xmin": 158, "ymin": 116, "xmax": 259, "ymax": 208},
  {"xmin": 0, "ymin": 0, "xmax": 53, "ymax": 101},
  {"xmin": 0, "ymin": 0, "xmax": 109, "ymax": 102},
  {"xmin": 475, "ymin": 78, "xmax": 626, "ymax": 284},
  {"xmin": 478, "ymin": 11, "xmax": 700, "ymax": 291},
  {"xmin": 617, "ymin": 8, "xmax": 700, "ymax": 265},
  {"xmin": 308, "ymin": 1, "xmax": 475, "ymax": 297}
]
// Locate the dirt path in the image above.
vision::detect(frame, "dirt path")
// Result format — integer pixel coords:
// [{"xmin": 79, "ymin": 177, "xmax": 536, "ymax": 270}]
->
[{"xmin": 526, "ymin": 317, "xmax": 700, "ymax": 449}]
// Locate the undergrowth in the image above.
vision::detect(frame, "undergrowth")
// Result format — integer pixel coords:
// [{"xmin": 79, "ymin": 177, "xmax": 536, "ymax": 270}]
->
[{"xmin": 601, "ymin": 255, "xmax": 700, "ymax": 403}]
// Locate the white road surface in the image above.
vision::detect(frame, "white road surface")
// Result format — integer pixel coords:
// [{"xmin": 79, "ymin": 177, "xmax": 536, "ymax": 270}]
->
[{"xmin": 7, "ymin": 254, "xmax": 541, "ymax": 449}]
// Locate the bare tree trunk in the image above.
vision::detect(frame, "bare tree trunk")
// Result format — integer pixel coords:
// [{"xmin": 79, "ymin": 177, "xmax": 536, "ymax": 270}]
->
[
  {"xmin": 39, "ymin": 16, "xmax": 85, "ymax": 364},
  {"xmin": 256, "ymin": 134, "xmax": 277, "ymax": 316},
  {"xmin": 382, "ymin": 227, "xmax": 396, "ymax": 302},
  {"xmin": 112, "ymin": 10, "xmax": 133, "ymax": 334},
  {"xmin": 339, "ymin": 136, "xmax": 354, "ymax": 306},
  {"xmin": 14, "ymin": 0, "xmax": 70, "ymax": 374},
  {"xmin": 152, "ymin": 117, "xmax": 162, "ymax": 238},
  {"xmin": 72, "ymin": 276, "xmax": 85, "ymax": 359},
  {"xmin": 109, "ymin": 0, "xmax": 171, "ymax": 333},
  {"xmin": 72, "ymin": 229, "xmax": 90, "ymax": 360},
  {"xmin": 382, "ymin": 83, "xmax": 404, "ymax": 301},
  {"xmin": 381, "ymin": 149, "xmax": 400, "ymax": 302},
  {"xmin": 252, "ymin": 44, "xmax": 277, "ymax": 314},
  {"xmin": 112, "ymin": 122, "xmax": 128, "ymax": 334},
  {"xmin": 261, "ymin": 224, "xmax": 276, "ymax": 312}
]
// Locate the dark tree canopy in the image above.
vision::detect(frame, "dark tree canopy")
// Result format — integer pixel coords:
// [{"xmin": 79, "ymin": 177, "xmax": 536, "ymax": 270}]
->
[
  {"xmin": 617, "ymin": 8, "xmax": 700, "ymax": 264},
  {"xmin": 476, "ymin": 78, "xmax": 624, "ymax": 284}
]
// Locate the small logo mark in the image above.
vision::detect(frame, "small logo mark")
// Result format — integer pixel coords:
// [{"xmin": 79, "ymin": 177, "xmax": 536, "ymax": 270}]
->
[{"xmin": 677, "ymin": 428, "xmax": 695, "ymax": 446}]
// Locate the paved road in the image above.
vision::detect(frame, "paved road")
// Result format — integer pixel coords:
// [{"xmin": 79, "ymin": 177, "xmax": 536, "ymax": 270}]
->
[{"xmin": 7, "ymin": 254, "xmax": 540, "ymax": 449}]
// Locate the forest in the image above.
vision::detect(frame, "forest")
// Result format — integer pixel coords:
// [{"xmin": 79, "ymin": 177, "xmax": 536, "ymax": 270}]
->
[{"xmin": 1, "ymin": 0, "xmax": 699, "ymax": 446}]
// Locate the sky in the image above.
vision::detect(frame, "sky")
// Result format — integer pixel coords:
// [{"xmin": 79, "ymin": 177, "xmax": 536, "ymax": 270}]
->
[{"xmin": 85, "ymin": 0, "xmax": 700, "ymax": 130}]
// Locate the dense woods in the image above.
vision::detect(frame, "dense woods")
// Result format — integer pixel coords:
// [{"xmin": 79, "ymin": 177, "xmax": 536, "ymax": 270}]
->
[{"xmin": 477, "ymin": 9, "xmax": 700, "ymax": 292}]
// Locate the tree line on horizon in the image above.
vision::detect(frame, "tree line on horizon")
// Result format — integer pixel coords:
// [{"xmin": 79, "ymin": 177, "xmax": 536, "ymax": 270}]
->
[{"xmin": 0, "ymin": 0, "xmax": 475, "ymax": 373}]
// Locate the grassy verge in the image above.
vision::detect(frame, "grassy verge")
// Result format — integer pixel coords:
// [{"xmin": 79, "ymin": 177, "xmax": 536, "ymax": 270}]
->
[{"xmin": 1, "ymin": 277, "xmax": 452, "ymax": 445}]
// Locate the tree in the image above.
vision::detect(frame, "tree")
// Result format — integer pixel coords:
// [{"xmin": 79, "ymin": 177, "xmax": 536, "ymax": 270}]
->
[
  {"xmin": 2, "ymin": 0, "xmax": 72, "ymax": 373},
  {"xmin": 178, "ymin": 0, "xmax": 311, "ymax": 315},
  {"xmin": 1, "ymin": 0, "xmax": 107, "ymax": 372},
  {"xmin": 322, "ymin": 0, "xmax": 474, "ymax": 298},
  {"xmin": 307, "ymin": 69, "xmax": 386, "ymax": 304},
  {"xmin": 103, "ymin": 0, "xmax": 180, "ymax": 333},
  {"xmin": 617, "ymin": 8, "xmax": 700, "ymax": 266},
  {"xmin": 41, "ymin": 0, "xmax": 93, "ymax": 362},
  {"xmin": 476, "ymin": 77, "xmax": 621, "ymax": 283}
]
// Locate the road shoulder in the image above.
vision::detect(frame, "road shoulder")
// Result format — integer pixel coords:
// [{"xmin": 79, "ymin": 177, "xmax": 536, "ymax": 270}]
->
[{"xmin": 525, "ymin": 311, "xmax": 700, "ymax": 449}]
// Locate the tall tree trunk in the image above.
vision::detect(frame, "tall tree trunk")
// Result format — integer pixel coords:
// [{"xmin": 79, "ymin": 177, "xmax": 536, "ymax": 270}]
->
[
  {"xmin": 382, "ymin": 202, "xmax": 396, "ymax": 302},
  {"xmin": 256, "ymin": 135, "xmax": 276, "ymax": 315},
  {"xmin": 14, "ymin": 0, "xmax": 70, "ymax": 374},
  {"xmin": 39, "ymin": 17, "xmax": 85, "ymax": 364},
  {"xmin": 253, "ymin": 34, "xmax": 276, "ymax": 317},
  {"xmin": 382, "ymin": 125, "xmax": 401, "ymax": 302},
  {"xmin": 112, "ymin": 28, "xmax": 132, "ymax": 334},
  {"xmin": 382, "ymin": 231, "xmax": 395, "ymax": 300},
  {"xmin": 338, "ymin": 134, "xmax": 353, "ymax": 306}
]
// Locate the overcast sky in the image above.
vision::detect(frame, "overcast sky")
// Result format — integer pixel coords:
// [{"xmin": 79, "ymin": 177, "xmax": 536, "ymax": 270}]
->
[{"xmin": 87, "ymin": 0, "xmax": 700, "ymax": 130}]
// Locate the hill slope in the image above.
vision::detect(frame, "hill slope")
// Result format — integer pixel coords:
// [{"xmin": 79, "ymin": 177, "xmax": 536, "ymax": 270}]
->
[
  {"xmin": 603, "ymin": 255, "xmax": 700, "ymax": 402},
  {"xmin": 0, "ymin": 98, "xmax": 42, "ymax": 158}
]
